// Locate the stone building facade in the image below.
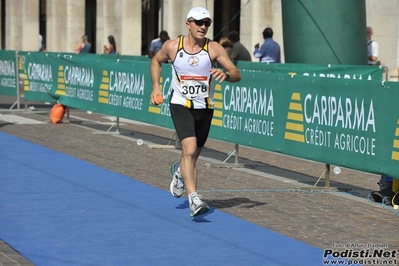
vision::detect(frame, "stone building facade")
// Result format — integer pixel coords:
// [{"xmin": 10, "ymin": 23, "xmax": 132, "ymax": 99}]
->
[{"xmin": 0, "ymin": 0, "xmax": 398, "ymax": 77}]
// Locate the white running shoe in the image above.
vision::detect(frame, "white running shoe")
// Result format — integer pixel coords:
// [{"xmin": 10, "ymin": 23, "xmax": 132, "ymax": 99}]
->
[
  {"xmin": 189, "ymin": 194, "xmax": 209, "ymax": 217},
  {"xmin": 170, "ymin": 161, "xmax": 184, "ymax": 198}
]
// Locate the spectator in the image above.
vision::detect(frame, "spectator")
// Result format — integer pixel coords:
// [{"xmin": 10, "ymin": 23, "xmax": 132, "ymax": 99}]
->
[
  {"xmin": 74, "ymin": 35, "xmax": 92, "ymax": 54},
  {"xmin": 38, "ymin": 35, "xmax": 47, "ymax": 52},
  {"xmin": 38, "ymin": 34, "xmax": 43, "ymax": 51},
  {"xmin": 104, "ymin": 35, "xmax": 117, "ymax": 54},
  {"xmin": 227, "ymin": 31, "xmax": 252, "ymax": 61},
  {"xmin": 148, "ymin": 30, "xmax": 170, "ymax": 58},
  {"xmin": 254, "ymin": 27, "xmax": 281, "ymax": 63},
  {"xmin": 219, "ymin": 37, "xmax": 233, "ymax": 56},
  {"xmin": 367, "ymin": 26, "xmax": 379, "ymax": 65}
]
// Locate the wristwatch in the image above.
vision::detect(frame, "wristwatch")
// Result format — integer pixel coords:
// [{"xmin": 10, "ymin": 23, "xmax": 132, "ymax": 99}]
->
[{"xmin": 223, "ymin": 70, "xmax": 230, "ymax": 80}]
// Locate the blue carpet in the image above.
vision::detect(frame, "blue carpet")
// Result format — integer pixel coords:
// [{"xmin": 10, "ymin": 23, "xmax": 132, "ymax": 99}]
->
[{"xmin": 0, "ymin": 131, "xmax": 324, "ymax": 266}]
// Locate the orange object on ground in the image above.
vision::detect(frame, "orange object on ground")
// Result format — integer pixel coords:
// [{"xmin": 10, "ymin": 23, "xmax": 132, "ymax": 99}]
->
[{"xmin": 50, "ymin": 104, "xmax": 66, "ymax": 124}]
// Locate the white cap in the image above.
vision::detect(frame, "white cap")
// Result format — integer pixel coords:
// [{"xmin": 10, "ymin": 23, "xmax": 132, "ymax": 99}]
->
[{"xmin": 186, "ymin": 7, "xmax": 212, "ymax": 22}]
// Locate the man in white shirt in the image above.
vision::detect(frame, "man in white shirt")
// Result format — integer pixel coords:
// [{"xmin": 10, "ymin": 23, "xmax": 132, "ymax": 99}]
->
[
  {"xmin": 367, "ymin": 26, "xmax": 379, "ymax": 65},
  {"xmin": 150, "ymin": 7, "xmax": 241, "ymax": 217}
]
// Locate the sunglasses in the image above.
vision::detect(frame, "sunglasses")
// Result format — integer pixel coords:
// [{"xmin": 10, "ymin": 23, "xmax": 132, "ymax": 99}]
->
[{"xmin": 189, "ymin": 20, "xmax": 211, "ymax": 27}]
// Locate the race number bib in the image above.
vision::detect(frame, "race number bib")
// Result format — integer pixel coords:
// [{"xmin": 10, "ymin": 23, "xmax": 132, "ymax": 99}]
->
[{"xmin": 179, "ymin": 75, "xmax": 209, "ymax": 99}]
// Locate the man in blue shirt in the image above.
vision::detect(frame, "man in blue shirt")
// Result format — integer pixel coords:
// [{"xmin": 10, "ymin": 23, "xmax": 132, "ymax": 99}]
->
[
  {"xmin": 148, "ymin": 31, "xmax": 170, "ymax": 59},
  {"xmin": 253, "ymin": 27, "xmax": 281, "ymax": 63}
]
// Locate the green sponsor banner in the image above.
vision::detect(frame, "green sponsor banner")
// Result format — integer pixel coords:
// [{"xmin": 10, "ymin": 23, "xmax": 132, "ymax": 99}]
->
[
  {"xmin": 209, "ymin": 73, "xmax": 399, "ymax": 179},
  {"xmin": 235, "ymin": 61, "xmax": 383, "ymax": 81},
  {"xmin": 19, "ymin": 52, "xmax": 399, "ymax": 179},
  {"xmin": 0, "ymin": 50, "xmax": 18, "ymax": 97},
  {"xmin": 19, "ymin": 51, "xmax": 58, "ymax": 103},
  {"xmin": 22, "ymin": 52, "xmax": 174, "ymax": 128}
]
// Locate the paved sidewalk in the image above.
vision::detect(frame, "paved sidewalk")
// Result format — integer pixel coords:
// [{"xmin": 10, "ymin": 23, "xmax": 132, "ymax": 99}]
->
[{"xmin": 1, "ymin": 107, "xmax": 398, "ymax": 265}]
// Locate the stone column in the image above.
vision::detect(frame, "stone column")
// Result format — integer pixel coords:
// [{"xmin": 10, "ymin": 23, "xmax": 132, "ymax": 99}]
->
[
  {"xmin": 366, "ymin": 0, "xmax": 399, "ymax": 72},
  {"xmin": 163, "ymin": 0, "xmax": 184, "ymax": 39},
  {"xmin": 97, "ymin": 0, "xmax": 115, "ymax": 55},
  {"xmin": 98, "ymin": 0, "xmax": 142, "ymax": 55},
  {"xmin": 46, "ymin": 0, "xmax": 65, "ymax": 52},
  {"xmin": 117, "ymin": 0, "xmax": 141, "ymax": 55},
  {"xmin": 46, "ymin": 0, "xmax": 85, "ymax": 53},
  {"xmin": 22, "ymin": 0, "xmax": 40, "ymax": 51},
  {"xmin": 5, "ymin": 0, "xmax": 19, "ymax": 49},
  {"xmin": 66, "ymin": 0, "xmax": 86, "ymax": 53},
  {"xmin": 6, "ymin": 0, "xmax": 39, "ymax": 51}
]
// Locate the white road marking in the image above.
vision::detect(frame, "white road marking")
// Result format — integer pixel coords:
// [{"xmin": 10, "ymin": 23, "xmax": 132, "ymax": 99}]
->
[{"xmin": 0, "ymin": 114, "xmax": 45, "ymax": 124}]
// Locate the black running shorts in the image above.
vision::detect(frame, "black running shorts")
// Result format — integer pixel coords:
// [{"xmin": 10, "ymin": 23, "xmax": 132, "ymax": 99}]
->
[{"xmin": 169, "ymin": 103, "xmax": 214, "ymax": 148}]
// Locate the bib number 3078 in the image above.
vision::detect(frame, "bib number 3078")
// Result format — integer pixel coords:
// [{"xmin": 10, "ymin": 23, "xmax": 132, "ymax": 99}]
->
[{"xmin": 179, "ymin": 75, "xmax": 209, "ymax": 99}]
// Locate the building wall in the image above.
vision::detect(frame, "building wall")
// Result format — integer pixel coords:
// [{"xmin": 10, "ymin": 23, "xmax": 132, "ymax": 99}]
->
[
  {"xmin": 240, "ymin": 0, "xmax": 399, "ymax": 74},
  {"xmin": 118, "ymin": 0, "xmax": 142, "ymax": 55},
  {"xmin": 96, "ymin": 0, "xmax": 116, "ymax": 54},
  {"xmin": 97, "ymin": 0, "xmax": 141, "ymax": 55},
  {"xmin": 365, "ymin": 0, "xmax": 399, "ymax": 75},
  {"xmin": 43, "ymin": 0, "xmax": 86, "ymax": 53},
  {"xmin": 6, "ymin": 0, "xmax": 39, "ymax": 51},
  {"xmin": 1, "ymin": 0, "xmax": 398, "ymax": 76}
]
